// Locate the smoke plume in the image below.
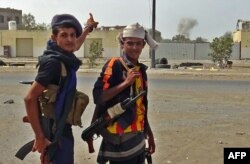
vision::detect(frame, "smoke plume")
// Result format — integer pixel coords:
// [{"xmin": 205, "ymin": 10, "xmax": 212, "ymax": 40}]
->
[{"xmin": 178, "ymin": 18, "xmax": 198, "ymax": 38}]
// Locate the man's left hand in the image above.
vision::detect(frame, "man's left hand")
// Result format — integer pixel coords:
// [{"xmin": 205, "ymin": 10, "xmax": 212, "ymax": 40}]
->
[
  {"xmin": 147, "ymin": 134, "xmax": 155, "ymax": 154},
  {"xmin": 85, "ymin": 13, "xmax": 98, "ymax": 32}
]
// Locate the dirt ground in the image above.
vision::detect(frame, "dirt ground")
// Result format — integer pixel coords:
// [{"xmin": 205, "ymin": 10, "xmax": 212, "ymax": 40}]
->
[{"xmin": 0, "ymin": 66, "xmax": 250, "ymax": 164}]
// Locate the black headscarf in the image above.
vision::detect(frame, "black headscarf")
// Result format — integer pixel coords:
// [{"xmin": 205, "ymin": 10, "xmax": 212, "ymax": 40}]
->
[{"xmin": 37, "ymin": 40, "xmax": 82, "ymax": 71}]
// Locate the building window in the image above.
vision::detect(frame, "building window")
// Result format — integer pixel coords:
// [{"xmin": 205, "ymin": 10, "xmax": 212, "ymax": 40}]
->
[
  {"xmin": 15, "ymin": 16, "xmax": 19, "ymax": 24},
  {"xmin": 0, "ymin": 15, "xmax": 4, "ymax": 23}
]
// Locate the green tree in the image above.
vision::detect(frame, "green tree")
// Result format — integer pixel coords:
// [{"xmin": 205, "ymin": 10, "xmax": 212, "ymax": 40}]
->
[
  {"xmin": 87, "ymin": 40, "xmax": 104, "ymax": 68},
  {"xmin": 193, "ymin": 37, "xmax": 208, "ymax": 43},
  {"xmin": 35, "ymin": 23, "xmax": 50, "ymax": 31},
  {"xmin": 172, "ymin": 34, "xmax": 191, "ymax": 42},
  {"xmin": 22, "ymin": 13, "xmax": 49, "ymax": 31},
  {"xmin": 208, "ymin": 32, "xmax": 233, "ymax": 68},
  {"xmin": 161, "ymin": 38, "xmax": 172, "ymax": 43}
]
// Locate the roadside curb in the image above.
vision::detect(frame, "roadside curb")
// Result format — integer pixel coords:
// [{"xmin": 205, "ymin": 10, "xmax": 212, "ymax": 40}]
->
[{"xmin": 1, "ymin": 66, "xmax": 250, "ymax": 78}]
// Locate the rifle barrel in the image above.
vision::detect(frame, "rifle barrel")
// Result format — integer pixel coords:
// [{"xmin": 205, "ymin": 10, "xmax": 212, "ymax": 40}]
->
[{"xmin": 122, "ymin": 90, "xmax": 146, "ymax": 109}]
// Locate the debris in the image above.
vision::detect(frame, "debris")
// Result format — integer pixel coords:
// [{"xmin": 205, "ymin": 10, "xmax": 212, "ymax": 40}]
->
[
  {"xmin": 3, "ymin": 99, "xmax": 14, "ymax": 104},
  {"xmin": 217, "ymin": 140, "xmax": 228, "ymax": 144},
  {"xmin": 236, "ymin": 132, "xmax": 245, "ymax": 135},
  {"xmin": 217, "ymin": 140, "xmax": 224, "ymax": 144},
  {"xmin": 0, "ymin": 59, "xmax": 7, "ymax": 66}
]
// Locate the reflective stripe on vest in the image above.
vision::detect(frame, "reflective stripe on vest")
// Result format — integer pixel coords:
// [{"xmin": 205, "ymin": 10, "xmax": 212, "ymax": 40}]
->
[{"xmin": 102, "ymin": 58, "xmax": 118, "ymax": 90}]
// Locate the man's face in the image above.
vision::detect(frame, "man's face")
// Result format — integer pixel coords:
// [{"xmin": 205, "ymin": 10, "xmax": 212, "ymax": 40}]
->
[
  {"xmin": 122, "ymin": 37, "xmax": 145, "ymax": 63},
  {"xmin": 52, "ymin": 27, "xmax": 77, "ymax": 53}
]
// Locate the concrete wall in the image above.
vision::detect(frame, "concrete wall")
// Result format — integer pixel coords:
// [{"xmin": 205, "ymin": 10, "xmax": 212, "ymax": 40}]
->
[
  {"xmin": 194, "ymin": 43, "xmax": 211, "ymax": 60},
  {"xmin": 232, "ymin": 43, "xmax": 240, "ymax": 60},
  {"xmin": 151, "ymin": 42, "xmax": 240, "ymax": 60},
  {"xmin": 86, "ymin": 30, "xmax": 120, "ymax": 58},
  {"xmin": 0, "ymin": 29, "xmax": 244, "ymax": 61},
  {"xmin": 155, "ymin": 43, "xmax": 194, "ymax": 60}
]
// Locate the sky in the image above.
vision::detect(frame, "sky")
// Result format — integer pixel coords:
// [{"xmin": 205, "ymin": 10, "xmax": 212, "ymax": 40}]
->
[{"xmin": 1, "ymin": 0, "xmax": 250, "ymax": 41}]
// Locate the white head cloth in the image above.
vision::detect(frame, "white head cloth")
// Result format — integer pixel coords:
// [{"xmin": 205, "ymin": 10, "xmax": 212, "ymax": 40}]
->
[{"xmin": 122, "ymin": 23, "xmax": 158, "ymax": 50}]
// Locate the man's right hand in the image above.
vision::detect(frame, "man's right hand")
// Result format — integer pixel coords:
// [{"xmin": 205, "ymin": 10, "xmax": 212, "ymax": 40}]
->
[
  {"xmin": 124, "ymin": 68, "xmax": 140, "ymax": 85},
  {"xmin": 32, "ymin": 137, "xmax": 51, "ymax": 164},
  {"xmin": 32, "ymin": 137, "xmax": 51, "ymax": 153}
]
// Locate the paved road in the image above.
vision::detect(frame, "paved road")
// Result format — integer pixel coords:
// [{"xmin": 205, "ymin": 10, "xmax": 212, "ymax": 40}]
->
[{"xmin": 1, "ymin": 72, "xmax": 250, "ymax": 164}]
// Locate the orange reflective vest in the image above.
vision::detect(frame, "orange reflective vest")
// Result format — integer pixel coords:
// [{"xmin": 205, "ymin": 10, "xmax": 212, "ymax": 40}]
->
[{"xmin": 100, "ymin": 58, "xmax": 147, "ymax": 134}]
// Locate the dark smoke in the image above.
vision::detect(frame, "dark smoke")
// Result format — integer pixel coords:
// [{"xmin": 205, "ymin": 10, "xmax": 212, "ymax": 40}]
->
[{"xmin": 178, "ymin": 18, "xmax": 198, "ymax": 38}]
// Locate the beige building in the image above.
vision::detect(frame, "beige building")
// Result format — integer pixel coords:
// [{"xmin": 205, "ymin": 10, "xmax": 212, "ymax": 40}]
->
[
  {"xmin": 233, "ymin": 19, "xmax": 250, "ymax": 59},
  {"xmin": 0, "ymin": 26, "xmax": 151, "ymax": 60},
  {"xmin": 0, "ymin": 29, "xmax": 122, "ymax": 58},
  {"xmin": 0, "ymin": 8, "xmax": 152, "ymax": 61}
]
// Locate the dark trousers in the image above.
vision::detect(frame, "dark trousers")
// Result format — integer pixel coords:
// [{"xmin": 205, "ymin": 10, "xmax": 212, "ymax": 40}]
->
[
  {"xmin": 109, "ymin": 153, "xmax": 145, "ymax": 164},
  {"xmin": 52, "ymin": 135, "xmax": 74, "ymax": 164},
  {"xmin": 52, "ymin": 124, "xmax": 74, "ymax": 164}
]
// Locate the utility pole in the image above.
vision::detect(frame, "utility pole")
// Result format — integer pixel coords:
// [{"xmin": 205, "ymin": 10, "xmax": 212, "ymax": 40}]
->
[{"xmin": 151, "ymin": 0, "xmax": 156, "ymax": 68}]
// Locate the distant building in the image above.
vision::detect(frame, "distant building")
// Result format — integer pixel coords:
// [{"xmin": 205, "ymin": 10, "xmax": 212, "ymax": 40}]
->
[
  {"xmin": 0, "ymin": 22, "xmax": 244, "ymax": 61},
  {"xmin": 233, "ymin": 19, "xmax": 250, "ymax": 59},
  {"xmin": 97, "ymin": 25, "xmax": 126, "ymax": 31},
  {"xmin": 0, "ymin": 29, "xmax": 122, "ymax": 58},
  {"xmin": 0, "ymin": 8, "xmax": 22, "ymax": 30}
]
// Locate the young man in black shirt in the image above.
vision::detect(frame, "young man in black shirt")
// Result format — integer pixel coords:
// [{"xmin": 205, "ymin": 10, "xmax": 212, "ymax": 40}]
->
[{"xmin": 24, "ymin": 13, "xmax": 97, "ymax": 164}]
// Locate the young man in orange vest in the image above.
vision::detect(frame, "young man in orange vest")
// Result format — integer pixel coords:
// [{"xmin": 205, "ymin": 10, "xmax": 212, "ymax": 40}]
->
[{"xmin": 92, "ymin": 23, "xmax": 157, "ymax": 164}]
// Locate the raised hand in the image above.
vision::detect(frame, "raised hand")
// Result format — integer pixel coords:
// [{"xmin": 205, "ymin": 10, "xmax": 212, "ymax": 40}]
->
[{"xmin": 86, "ymin": 13, "xmax": 99, "ymax": 32}]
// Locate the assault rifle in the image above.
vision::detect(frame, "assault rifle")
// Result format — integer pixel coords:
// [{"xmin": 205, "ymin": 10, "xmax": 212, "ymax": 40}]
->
[
  {"xmin": 15, "ymin": 116, "xmax": 52, "ymax": 160},
  {"xmin": 15, "ymin": 81, "xmax": 52, "ymax": 160},
  {"xmin": 81, "ymin": 90, "xmax": 146, "ymax": 153}
]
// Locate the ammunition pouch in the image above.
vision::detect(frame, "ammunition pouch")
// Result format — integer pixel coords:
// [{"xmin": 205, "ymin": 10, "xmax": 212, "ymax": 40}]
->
[{"xmin": 39, "ymin": 84, "xmax": 89, "ymax": 127}]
